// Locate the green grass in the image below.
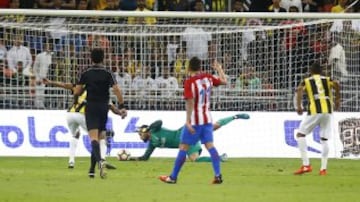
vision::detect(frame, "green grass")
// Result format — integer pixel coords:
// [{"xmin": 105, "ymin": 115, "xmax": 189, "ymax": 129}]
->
[{"xmin": 0, "ymin": 157, "xmax": 359, "ymax": 202}]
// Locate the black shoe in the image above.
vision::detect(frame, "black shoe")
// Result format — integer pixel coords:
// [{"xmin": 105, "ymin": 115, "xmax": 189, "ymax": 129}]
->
[
  {"xmin": 88, "ymin": 169, "xmax": 95, "ymax": 178},
  {"xmin": 68, "ymin": 162, "xmax": 74, "ymax": 169},
  {"xmin": 212, "ymin": 174, "xmax": 223, "ymax": 184}
]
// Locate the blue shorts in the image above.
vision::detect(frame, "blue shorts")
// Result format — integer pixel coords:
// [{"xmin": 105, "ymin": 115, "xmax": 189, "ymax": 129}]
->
[{"xmin": 180, "ymin": 123, "xmax": 214, "ymax": 145}]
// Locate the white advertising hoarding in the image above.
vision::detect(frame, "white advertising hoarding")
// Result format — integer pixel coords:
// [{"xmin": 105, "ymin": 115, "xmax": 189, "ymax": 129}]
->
[{"xmin": 0, "ymin": 110, "xmax": 359, "ymax": 159}]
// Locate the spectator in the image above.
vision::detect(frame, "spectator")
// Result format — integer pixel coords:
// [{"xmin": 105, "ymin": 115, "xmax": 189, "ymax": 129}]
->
[
  {"xmin": 181, "ymin": 1, "xmax": 212, "ymax": 61},
  {"xmin": 90, "ymin": 0, "xmax": 107, "ymax": 10},
  {"xmin": 210, "ymin": 0, "xmax": 227, "ymax": 11},
  {"xmin": 331, "ymin": 0, "xmax": 348, "ymax": 12},
  {"xmin": 87, "ymin": 34, "xmax": 111, "ymax": 58},
  {"xmin": 6, "ymin": 37, "xmax": 32, "ymax": 75},
  {"xmin": 232, "ymin": 0, "xmax": 246, "ymax": 25},
  {"xmin": 103, "ymin": 0, "xmax": 120, "ymax": 10},
  {"xmin": 161, "ymin": 67, "xmax": 178, "ymax": 97},
  {"xmin": 123, "ymin": 47, "xmax": 139, "ymax": 79},
  {"xmin": 116, "ymin": 64, "xmax": 132, "ymax": 96},
  {"xmin": 160, "ymin": 0, "xmax": 190, "ymax": 11},
  {"xmin": 328, "ymin": 34, "xmax": 348, "ymax": 82},
  {"xmin": 146, "ymin": 0, "xmax": 156, "ymax": 10},
  {"xmin": 127, "ymin": 0, "xmax": 157, "ymax": 25},
  {"xmin": 0, "ymin": 38, "xmax": 7, "ymax": 61},
  {"xmin": 280, "ymin": 0, "xmax": 303, "ymax": 12},
  {"xmin": 33, "ymin": 43, "xmax": 52, "ymax": 109},
  {"xmin": 120, "ymin": 0, "xmax": 137, "ymax": 10},
  {"xmin": 322, "ymin": 0, "xmax": 334, "ymax": 12},
  {"xmin": 0, "ymin": 0, "xmax": 10, "ymax": 8},
  {"xmin": 193, "ymin": 0, "xmax": 206, "ymax": 11},
  {"xmin": 268, "ymin": 0, "xmax": 287, "ymax": 12},
  {"xmin": 249, "ymin": 0, "xmax": 272, "ymax": 12},
  {"xmin": 232, "ymin": 0, "xmax": 245, "ymax": 12},
  {"xmin": 235, "ymin": 66, "xmax": 262, "ymax": 91},
  {"xmin": 77, "ymin": 0, "xmax": 90, "ymax": 10},
  {"xmin": 19, "ymin": 0, "xmax": 37, "ymax": 8},
  {"xmin": 38, "ymin": 0, "xmax": 76, "ymax": 9},
  {"xmin": 302, "ymin": 0, "xmax": 323, "ymax": 12},
  {"xmin": 173, "ymin": 47, "xmax": 189, "ymax": 85},
  {"xmin": 5, "ymin": 0, "xmax": 25, "ymax": 23}
]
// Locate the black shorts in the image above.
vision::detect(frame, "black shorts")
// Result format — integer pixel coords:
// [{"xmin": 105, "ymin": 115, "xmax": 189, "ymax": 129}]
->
[{"xmin": 85, "ymin": 101, "xmax": 108, "ymax": 131}]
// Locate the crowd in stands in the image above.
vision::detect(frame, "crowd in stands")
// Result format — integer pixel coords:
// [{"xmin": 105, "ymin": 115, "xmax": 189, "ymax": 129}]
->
[
  {"xmin": 0, "ymin": 0, "xmax": 359, "ymax": 111},
  {"xmin": 0, "ymin": 0, "xmax": 359, "ymax": 13}
]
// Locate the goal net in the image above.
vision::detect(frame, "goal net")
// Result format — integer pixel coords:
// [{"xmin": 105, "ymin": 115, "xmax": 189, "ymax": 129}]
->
[{"xmin": 0, "ymin": 10, "xmax": 359, "ymax": 111}]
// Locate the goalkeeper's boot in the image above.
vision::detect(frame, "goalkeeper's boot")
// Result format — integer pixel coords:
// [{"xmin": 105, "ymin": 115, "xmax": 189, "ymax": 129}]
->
[
  {"xmin": 99, "ymin": 160, "xmax": 107, "ymax": 179},
  {"xmin": 294, "ymin": 165, "xmax": 312, "ymax": 175},
  {"xmin": 233, "ymin": 113, "xmax": 250, "ymax": 120},
  {"xmin": 101, "ymin": 159, "xmax": 116, "ymax": 170},
  {"xmin": 159, "ymin": 175, "xmax": 177, "ymax": 184},
  {"xmin": 212, "ymin": 174, "xmax": 223, "ymax": 184},
  {"xmin": 220, "ymin": 153, "xmax": 228, "ymax": 162},
  {"xmin": 319, "ymin": 169, "xmax": 327, "ymax": 176},
  {"xmin": 68, "ymin": 161, "xmax": 74, "ymax": 169}
]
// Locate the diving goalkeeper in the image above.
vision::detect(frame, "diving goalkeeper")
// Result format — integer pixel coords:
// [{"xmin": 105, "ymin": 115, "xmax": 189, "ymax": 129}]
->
[{"xmin": 125, "ymin": 113, "xmax": 250, "ymax": 162}]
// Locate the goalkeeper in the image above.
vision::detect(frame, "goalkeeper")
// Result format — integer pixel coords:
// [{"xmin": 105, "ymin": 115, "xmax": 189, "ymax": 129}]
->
[{"xmin": 126, "ymin": 113, "xmax": 250, "ymax": 162}]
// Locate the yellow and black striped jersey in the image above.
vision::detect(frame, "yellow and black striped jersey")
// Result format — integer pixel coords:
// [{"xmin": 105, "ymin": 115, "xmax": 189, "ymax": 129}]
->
[
  {"xmin": 304, "ymin": 74, "xmax": 334, "ymax": 115},
  {"xmin": 68, "ymin": 90, "xmax": 87, "ymax": 114}
]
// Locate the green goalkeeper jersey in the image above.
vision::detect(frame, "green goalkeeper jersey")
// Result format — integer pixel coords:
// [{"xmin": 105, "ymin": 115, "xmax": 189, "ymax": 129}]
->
[{"xmin": 138, "ymin": 120, "xmax": 182, "ymax": 160}]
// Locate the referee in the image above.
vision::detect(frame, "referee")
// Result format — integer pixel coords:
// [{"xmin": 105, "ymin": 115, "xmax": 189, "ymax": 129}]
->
[{"xmin": 74, "ymin": 48, "xmax": 127, "ymax": 179}]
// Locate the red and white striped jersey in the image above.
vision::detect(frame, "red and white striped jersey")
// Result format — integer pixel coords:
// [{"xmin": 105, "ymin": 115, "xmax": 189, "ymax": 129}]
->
[{"xmin": 183, "ymin": 72, "xmax": 221, "ymax": 125}]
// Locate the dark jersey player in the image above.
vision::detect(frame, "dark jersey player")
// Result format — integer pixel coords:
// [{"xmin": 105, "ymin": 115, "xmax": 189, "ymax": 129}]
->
[{"xmin": 74, "ymin": 48, "xmax": 127, "ymax": 179}]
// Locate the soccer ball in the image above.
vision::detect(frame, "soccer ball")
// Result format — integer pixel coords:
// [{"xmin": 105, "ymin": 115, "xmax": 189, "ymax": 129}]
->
[{"xmin": 117, "ymin": 149, "xmax": 130, "ymax": 161}]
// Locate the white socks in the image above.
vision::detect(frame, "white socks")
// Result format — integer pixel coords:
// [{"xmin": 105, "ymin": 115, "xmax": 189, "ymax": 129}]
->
[
  {"xmin": 321, "ymin": 140, "xmax": 329, "ymax": 170},
  {"xmin": 297, "ymin": 137, "xmax": 310, "ymax": 166},
  {"xmin": 69, "ymin": 137, "xmax": 78, "ymax": 163},
  {"xmin": 100, "ymin": 139, "xmax": 107, "ymax": 160},
  {"xmin": 69, "ymin": 137, "xmax": 107, "ymax": 164}
]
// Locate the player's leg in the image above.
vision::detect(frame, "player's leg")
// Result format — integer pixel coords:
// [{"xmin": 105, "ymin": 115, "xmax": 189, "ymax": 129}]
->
[
  {"xmin": 213, "ymin": 113, "xmax": 250, "ymax": 131},
  {"xmin": 187, "ymin": 144, "xmax": 202, "ymax": 162},
  {"xmin": 318, "ymin": 114, "xmax": 332, "ymax": 176},
  {"xmin": 160, "ymin": 126, "xmax": 198, "ymax": 184},
  {"xmin": 188, "ymin": 143, "xmax": 227, "ymax": 162},
  {"xmin": 85, "ymin": 103, "xmax": 106, "ymax": 178},
  {"xmin": 66, "ymin": 112, "xmax": 80, "ymax": 168},
  {"xmin": 99, "ymin": 130, "xmax": 116, "ymax": 169},
  {"xmin": 202, "ymin": 124, "xmax": 222, "ymax": 184},
  {"xmin": 294, "ymin": 115, "xmax": 319, "ymax": 175},
  {"xmin": 97, "ymin": 105, "xmax": 110, "ymax": 178}
]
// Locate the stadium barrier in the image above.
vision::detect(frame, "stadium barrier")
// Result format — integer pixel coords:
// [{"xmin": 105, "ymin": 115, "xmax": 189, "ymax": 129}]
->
[{"xmin": 1, "ymin": 110, "xmax": 359, "ymax": 159}]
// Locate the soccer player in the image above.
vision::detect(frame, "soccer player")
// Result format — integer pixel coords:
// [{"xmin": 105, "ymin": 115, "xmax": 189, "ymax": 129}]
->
[
  {"xmin": 126, "ymin": 113, "xmax": 250, "ymax": 162},
  {"xmin": 294, "ymin": 62, "xmax": 340, "ymax": 176},
  {"xmin": 74, "ymin": 48, "xmax": 127, "ymax": 179},
  {"xmin": 159, "ymin": 57, "xmax": 227, "ymax": 184},
  {"xmin": 43, "ymin": 78, "xmax": 123, "ymax": 170}
]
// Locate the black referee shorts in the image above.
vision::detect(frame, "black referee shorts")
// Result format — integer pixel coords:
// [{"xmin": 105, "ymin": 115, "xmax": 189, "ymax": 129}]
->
[{"xmin": 85, "ymin": 101, "xmax": 108, "ymax": 131}]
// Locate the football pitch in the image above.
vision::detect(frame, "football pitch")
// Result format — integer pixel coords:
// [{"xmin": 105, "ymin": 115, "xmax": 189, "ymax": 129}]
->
[{"xmin": 0, "ymin": 157, "xmax": 358, "ymax": 202}]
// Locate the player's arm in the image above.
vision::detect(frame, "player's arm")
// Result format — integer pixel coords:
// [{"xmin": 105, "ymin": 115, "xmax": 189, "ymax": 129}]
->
[
  {"xmin": 43, "ymin": 78, "xmax": 74, "ymax": 90},
  {"xmin": 108, "ymin": 101, "xmax": 125, "ymax": 117},
  {"xmin": 112, "ymin": 84, "xmax": 127, "ymax": 118},
  {"xmin": 332, "ymin": 80, "xmax": 341, "ymax": 111},
  {"xmin": 185, "ymin": 98, "xmax": 195, "ymax": 134},
  {"xmin": 74, "ymin": 85, "xmax": 84, "ymax": 96},
  {"xmin": 295, "ymin": 80, "xmax": 305, "ymax": 115},
  {"xmin": 128, "ymin": 144, "xmax": 156, "ymax": 161},
  {"xmin": 211, "ymin": 60, "xmax": 227, "ymax": 85}
]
